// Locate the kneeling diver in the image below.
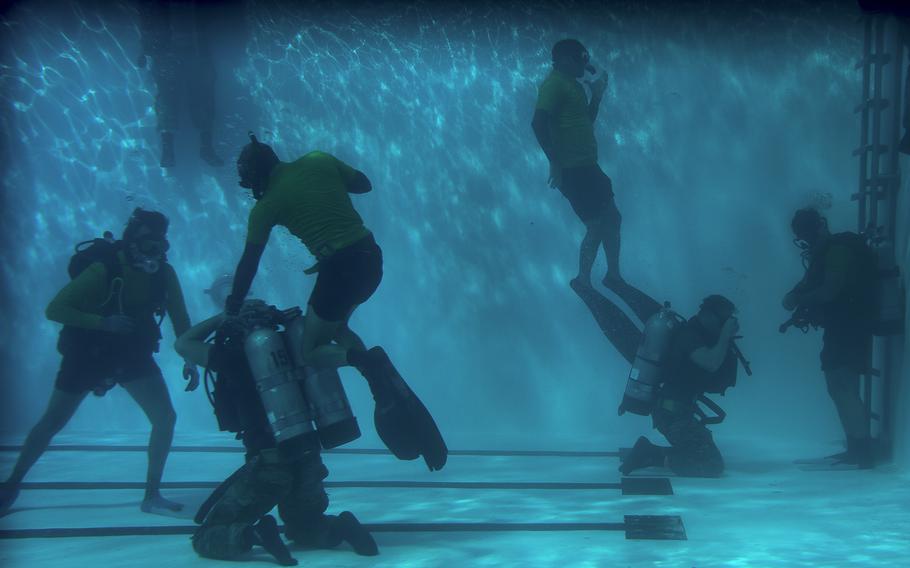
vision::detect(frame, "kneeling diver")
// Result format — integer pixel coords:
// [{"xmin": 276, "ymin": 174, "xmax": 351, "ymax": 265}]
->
[
  {"xmin": 176, "ymin": 298, "xmax": 378, "ymax": 565},
  {"xmin": 571, "ymin": 279, "xmax": 749, "ymax": 477}
]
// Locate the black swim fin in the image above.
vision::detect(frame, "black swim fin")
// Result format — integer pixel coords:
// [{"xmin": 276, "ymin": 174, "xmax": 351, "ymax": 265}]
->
[{"xmin": 361, "ymin": 347, "xmax": 448, "ymax": 471}]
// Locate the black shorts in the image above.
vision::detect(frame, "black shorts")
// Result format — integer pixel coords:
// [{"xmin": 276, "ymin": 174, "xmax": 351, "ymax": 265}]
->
[
  {"xmin": 55, "ymin": 347, "xmax": 162, "ymax": 394},
  {"xmin": 309, "ymin": 234, "xmax": 383, "ymax": 322},
  {"xmin": 821, "ymin": 324, "xmax": 872, "ymax": 374},
  {"xmin": 559, "ymin": 164, "xmax": 617, "ymax": 223}
]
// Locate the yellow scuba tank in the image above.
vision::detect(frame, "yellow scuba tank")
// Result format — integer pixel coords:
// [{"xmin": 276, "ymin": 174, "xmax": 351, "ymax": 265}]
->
[{"xmin": 618, "ymin": 303, "xmax": 683, "ymax": 416}]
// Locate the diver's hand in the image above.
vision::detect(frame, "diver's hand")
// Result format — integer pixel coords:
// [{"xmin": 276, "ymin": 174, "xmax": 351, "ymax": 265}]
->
[
  {"xmin": 588, "ymin": 71, "xmax": 608, "ymax": 98},
  {"xmin": 782, "ymin": 292, "xmax": 799, "ymax": 311},
  {"xmin": 182, "ymin": 362, "xmax": 200, "ymax": 392},
  {"xmin": 100, "ymin": 315, "xmax": 136, "ymax": 334},
  {"xmin": 548, "ymin": 161, "xmax": 563, "ymax": 189}
]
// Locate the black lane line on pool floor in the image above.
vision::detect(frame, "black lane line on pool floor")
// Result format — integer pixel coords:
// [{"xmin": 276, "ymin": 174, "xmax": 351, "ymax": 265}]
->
[
  {"xmin": 0, "ymin": 516, "xmax": 687, "ymax": 540},
  {"xmin": 18, "ymin": 477, "xmax": 673, "ymax": 495},
  {"xmin": 0, "ymin": 445, "xmax": 619, "ymax": 458}
]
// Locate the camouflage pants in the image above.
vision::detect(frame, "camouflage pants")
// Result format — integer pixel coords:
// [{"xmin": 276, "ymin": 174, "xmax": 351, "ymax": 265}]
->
[
  {"xmin": 191, "ymin": 449, "xmax": 333, "ymax": 560},
  {"xmin": 654, "ymin": 410, "xmax": 724, "ymax": 478}
]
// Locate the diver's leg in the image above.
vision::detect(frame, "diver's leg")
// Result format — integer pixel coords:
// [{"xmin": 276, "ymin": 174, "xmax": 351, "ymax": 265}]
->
[
  {"xmin": 153, "ymin": 52, "xmax": 179, "ymax": 168},
  {"xmin": 121, "ymin": 369, "xmax": 180, "ymax": 512},
  {"xmin": 659, "ymin": 414, "xmax": 724, "ymax": 478},
  {"xmin": 193, "ymin": 455, "xmax": 296, "ymax": 565},
  {"xmin": 597, "ymin": 173, "xmax": 623, "ymax": 285},
  {"xmin": 188, "ymin": 54, "xmax": 223, "ymax": 166},
  {"xmin": 569, "ymin": 280, "xmax": 641, "ymax": 364},
  {"xmin": 576, "ymin": 218, "xmax": 604, "ymax": 287},
  {"xmin": 300, "ymin": 304, "xmax": 350, "ymax": 369},
  {"xmin": 0, "ymin": 388, "xmax": 88, "ymax": 513},
  {"xmin": 303, "ymin": 236, "xmax": 383, "ymax": 369},
  {"xmin": 333, "ymin": 315, "xmax": 367, "ymax": 353},
  {"xmin": 821, "ymin": 327, "xmax": 873, "ymax": 467}
]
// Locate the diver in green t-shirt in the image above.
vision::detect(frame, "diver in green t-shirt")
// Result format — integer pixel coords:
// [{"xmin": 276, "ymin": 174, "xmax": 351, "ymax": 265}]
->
[
  {"xmin": 532, "ymin": 38, "xmax": 623, "ymax": 289},
  {"xmin": 225, "ymin": 134, "xmax": 380, "ymax": 372},
  {"xmin": 225, "ymin": 135, "xmax": 448, "ymax": 472}
]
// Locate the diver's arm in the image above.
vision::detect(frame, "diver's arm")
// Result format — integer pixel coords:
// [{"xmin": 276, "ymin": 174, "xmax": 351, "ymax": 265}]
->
[
  {"xmin": 689, "ymin": 319, "xmax": 738, "ymax": 373},
  {"xmin": 45, "ymin": 263, "xmax": 108, "ymax": 330},
  {"xmin": 175, "ymin": 313, "xmax": 226, "ymax": 368},
  {"xmin": 587, "ymin": 73, "xmax": 608, "ymax": 122},
  {"xmin": 531, "ymin": 109, "xmax": 556, "ymax": 163},
  {"xmin": 226, "ymin": 243, "xmax": 265, "ymax": 315},
  {"xmin": 588, "ymin": 89, "xmax": 605, "ymax": 122}
]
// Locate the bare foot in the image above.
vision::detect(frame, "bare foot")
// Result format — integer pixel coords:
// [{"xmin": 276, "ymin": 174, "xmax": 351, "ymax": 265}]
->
[{"xmin": 141, "ymin": 493, "xmax": 184, "ymax": 514}]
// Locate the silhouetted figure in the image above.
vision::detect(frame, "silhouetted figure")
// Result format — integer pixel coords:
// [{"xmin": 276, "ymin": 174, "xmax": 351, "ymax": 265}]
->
[
  {"xmin": 782, "ymin": 208, "xmax": 878, "ymax": 468},
  {"xmin": 532, "ymin": 39, "xmax": 622, "ymax": 288},
  {"xmin": 0, "ymin": 209, "xmax": 199, "ymax": 517},
  {"xmin": 137, "ymin": 0, "xmax": 223, "ymax": 168},
  {"xmin": 571, "ymin": 280, "xmax": 739, "ymax": 478}
]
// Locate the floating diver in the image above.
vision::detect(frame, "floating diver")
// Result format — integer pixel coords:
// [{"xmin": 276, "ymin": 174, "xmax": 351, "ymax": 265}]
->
[
  {"xmin": 224, "ymin": 133, "xmax": 447, "ymax": 472},
  {"xmin": 781, "ymin": 207, "xmax": 879, "ymax": 469},
  {"xmin": 570, "ymin": 279, "xmax": 748, "ymax": 477},
  {"xmin": 176, "ymin": 297, "xmax": 380, "ymax": 565},
  {"xmin": 0, "ymin": 209, "xmax": 199, "ymax": 517},
  {"xmin": 136, "ymin": 0, "xmax": 224, "ymax": 168},
  {"xmin": 532, "ymin": 38, "xmax": 623, "ymax": 289}
]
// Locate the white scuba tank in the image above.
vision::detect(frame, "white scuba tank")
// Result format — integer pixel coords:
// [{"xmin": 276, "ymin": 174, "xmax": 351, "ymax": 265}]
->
[
  {"xmin": 243, "ymin": 326, "xmax": 319, "ymax": 447},
  {"xmin": 286, "ymin": 317, "xmax": 361, "ymax": 449},
  {"xmin": 618, "ymin": 305, "xmax": 683, "ymax": 416}
]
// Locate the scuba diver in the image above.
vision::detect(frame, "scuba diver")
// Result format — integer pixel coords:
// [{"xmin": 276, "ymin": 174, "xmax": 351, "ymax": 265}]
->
[
  {"xmin": 781, "ymin": 207, "xmax": 877, "ymax": 469},
  {"xmin": 174, "ymin": 287, "xmax": 378, "ymax": 565},
  {"xmin": 225, "ymin": 133, "xmax": 447, "ymax": 472},
  {"xmin": 0, "ymin": 209, "xmax": 199, "ymax": 516},
  {"xmin": 136, "ymin": 0, "xmax": 224, "ymax": 168},
  {"xmin": 532, "ymin": 38, "xmax": 623, "ymax": 288},
  {"xmin": 570, "ymin": 279, "xmax": 745, "ymax": 477}
]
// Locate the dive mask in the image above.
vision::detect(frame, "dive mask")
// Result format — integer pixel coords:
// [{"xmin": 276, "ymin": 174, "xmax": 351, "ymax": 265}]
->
[{"xmin": 130, "ymin": 237, "xmax": 169, "ymax": 274}]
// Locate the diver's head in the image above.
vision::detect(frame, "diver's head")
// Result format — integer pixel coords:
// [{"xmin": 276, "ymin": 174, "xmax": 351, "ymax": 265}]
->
[
  {"xmin": 237, "ymin": 132, "xmax": 280, "ymax": 199},
  {"xmin": 552, "ymin": 38, "xmax": 593, "ymax": 78},
  {"xmin": 791, "ymin": 207, "xmax": 829, "ymax": 251},
  {"xmin": 204, "ymin": 273, "xmax": 234, "ymax": 310},
  {"xmin": 697, "ymin": 294, "xmax": 737, "ymax": 335},
  {"xmin": 123, "ymin": 208, "xmax": 170, "ymax": 274}
]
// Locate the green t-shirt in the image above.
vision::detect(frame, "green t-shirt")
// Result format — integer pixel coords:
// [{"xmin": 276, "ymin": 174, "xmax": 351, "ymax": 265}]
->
[
  {"xmin": 535, "ymin": 69, "xmax": 598, "ymax": 168},
  {"xmin": 246, "ymin": 151, "xmax": 371, "ymax": 258},
  {"xmin": 46, "ymin": 252, "xmax": 190, "ymax": 337}
]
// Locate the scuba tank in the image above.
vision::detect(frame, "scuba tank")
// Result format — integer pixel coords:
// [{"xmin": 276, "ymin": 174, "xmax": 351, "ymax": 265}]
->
[
  {"xmin": 618, "ymin": 303, "xmax": 683, "ymax": 416},
  {"xmin": 286, "ymin": 316, "xmax": 361, "ymax": 449},
  {"xmin": 870, "ymin": 240, "xmax": 905, "ymax": 336},
  {"xmin": 243, "ymin": 325, "xmax": 319, "ymax": 447}
]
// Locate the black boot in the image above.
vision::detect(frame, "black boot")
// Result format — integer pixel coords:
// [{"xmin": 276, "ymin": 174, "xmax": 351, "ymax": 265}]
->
[
  {"xmin": 619, "ymin": 437, "xmax": 665, "ymax": 476},
  {"xmin": 248, "ymin": 515, "xmax": 297, "ymax": 566},
  {"xmin": 328, "ymin": 511, "xmax": 378, "ymax": 556},
  {"xmin": 160, "ymin": 131, "xmax": 175, "ymax": 168},
  {"xmin": 199, "ymin": 130, "xmax": 224, "ymax": 166}
]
